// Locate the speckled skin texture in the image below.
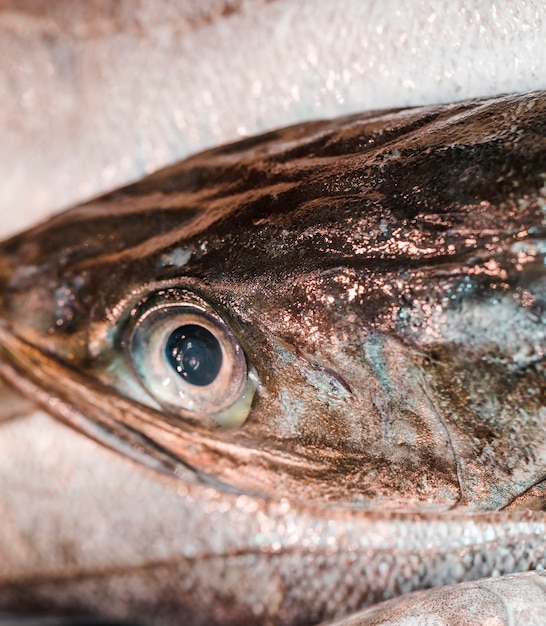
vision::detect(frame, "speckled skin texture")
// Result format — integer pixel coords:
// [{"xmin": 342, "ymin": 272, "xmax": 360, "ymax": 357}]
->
[
  {"xmin": 325, "ymin": 572, "xmax": 546, "ymax": 625},
  {"xmin": 0, "ymin": 92, "xmax": 545, "ymax": 624},
  {"xmin": 1, "ymin": 0, "xmax": 546, "ymax": 236}
]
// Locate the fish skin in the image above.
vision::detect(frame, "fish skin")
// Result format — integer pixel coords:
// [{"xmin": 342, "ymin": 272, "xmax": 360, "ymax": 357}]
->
[
  {"xmin": 0, "ymin": 92, "xmax": 545, "ymax": 623},
  {"xmin": 324, "ymin": 571, "xmax": 546, "ymax": 626}
]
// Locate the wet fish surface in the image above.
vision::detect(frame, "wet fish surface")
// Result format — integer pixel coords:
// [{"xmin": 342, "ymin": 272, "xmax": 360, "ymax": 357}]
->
[{"xmin": 0, "ymin": 91, "xmax": 545, "ymax": 624}]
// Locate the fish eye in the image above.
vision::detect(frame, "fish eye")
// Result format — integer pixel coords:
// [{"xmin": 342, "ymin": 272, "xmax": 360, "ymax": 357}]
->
[
  {"xmin": 125, "ymin": 289, "xmax": 256, "ymax": 427},
  {"xmin": 166, "ymin": 324, "xmax": 223, "ymax": 387}
]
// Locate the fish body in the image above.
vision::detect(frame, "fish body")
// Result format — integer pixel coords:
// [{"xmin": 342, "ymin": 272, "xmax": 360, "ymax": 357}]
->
[{"xmin": 0, "ymin": 92, "xmax": 545, "ymax": 624}]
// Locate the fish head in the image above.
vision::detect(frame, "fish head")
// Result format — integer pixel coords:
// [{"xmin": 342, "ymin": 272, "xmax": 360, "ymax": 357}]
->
[{"xmin": 1, "ymin": 93, "xmax": 545, "ymax": 511}]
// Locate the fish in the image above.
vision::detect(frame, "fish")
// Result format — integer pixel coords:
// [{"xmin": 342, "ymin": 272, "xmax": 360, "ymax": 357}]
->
[{"xmin": 0, "ymin": 91, "xmax": 545, "ymax": 624}]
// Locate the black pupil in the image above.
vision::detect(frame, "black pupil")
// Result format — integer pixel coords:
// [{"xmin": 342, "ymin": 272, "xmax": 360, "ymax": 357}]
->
[{"xmin": 166, "ymin": 324, "xmax": 223, "ymax": 387}]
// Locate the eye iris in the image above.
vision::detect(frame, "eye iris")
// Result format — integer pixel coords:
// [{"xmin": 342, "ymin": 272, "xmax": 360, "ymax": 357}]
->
[{"xmin": 165, "ymin": 324, "xmax": 223, "ymax": 387}]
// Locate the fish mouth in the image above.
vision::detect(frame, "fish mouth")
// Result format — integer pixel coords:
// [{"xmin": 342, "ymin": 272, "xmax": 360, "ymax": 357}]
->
[
  {"xmin": 0, "ymin": 322, "xmax": 465, "ymax": 512},
  {"xmin": 0, "ymin": 322, "xmax": 336, "ymax": 504}
]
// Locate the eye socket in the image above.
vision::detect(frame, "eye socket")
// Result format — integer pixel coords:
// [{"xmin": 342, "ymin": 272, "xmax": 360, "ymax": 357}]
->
[{"xmin": 126, "ymin": 289, "xmax": 256, "ymax": 427}]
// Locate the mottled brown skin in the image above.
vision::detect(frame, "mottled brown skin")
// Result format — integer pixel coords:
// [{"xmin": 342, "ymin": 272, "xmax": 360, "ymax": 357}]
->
[{"xmin": 0, "ymin": 92, "xmax": 545, "ymax": 624}]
